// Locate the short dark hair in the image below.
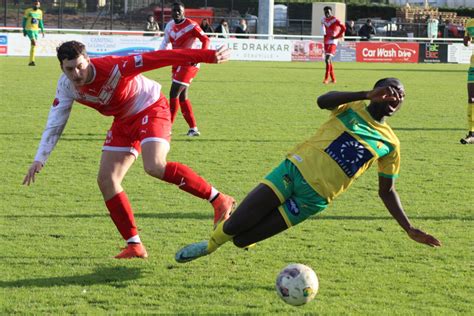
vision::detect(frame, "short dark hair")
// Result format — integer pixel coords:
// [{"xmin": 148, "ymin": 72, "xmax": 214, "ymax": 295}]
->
[
  {"xmin": 56, "ymin": 41, "xmax": 88, "ymax": 65},
  {"xmin": 172, "ymin": 1, "xmax": 184, "ymax": 8},
  {"xmin": 323, "ymin": 6, "xmax": 332, "ymax": 12},
  {"xmin": 374, "ymin": 77, "xmax": 402, "ymax": 88}
]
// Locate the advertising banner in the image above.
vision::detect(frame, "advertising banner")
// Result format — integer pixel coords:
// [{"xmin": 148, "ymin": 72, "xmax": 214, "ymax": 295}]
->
[
  {"xmin": 291, "ymin": 40, "xmax": 324, "ymax": 62},
  {"xmin": 448, "ymin": 43, "xmax": 473, "ymax": 64},
  {"xmin": 333, "ymin": 41, "xmax": 356, "ymax": 62},
  {"xmin": 0, "ymin": 34, "xmax": 7, "ymax": 54},
  {"xmin": 418, "ymin": 43, "xmax": 448, "ymax": 63},
  {"xmin": 0, "ymin": 33, "xmax": 293, "ymax": 61},
  {"xmin": 356, "ymin": 42, "xmax": 419, "ymax": 63},
  {"xmin": 212, "ymin": 38, "xmax": 292, "ymax": 61}
]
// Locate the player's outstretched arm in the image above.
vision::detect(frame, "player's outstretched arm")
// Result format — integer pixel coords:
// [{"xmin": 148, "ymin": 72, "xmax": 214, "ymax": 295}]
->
[
  {"xmin": 378, "ymin": 176, "xmax": 441, "ymax": 247},
  {"xmin": 23, "ymin": 161, "xmax": 43, "ymax": 186},
  {"xmin": 317, "ymin": 91, "xmax": 368, "ymax": 110}
]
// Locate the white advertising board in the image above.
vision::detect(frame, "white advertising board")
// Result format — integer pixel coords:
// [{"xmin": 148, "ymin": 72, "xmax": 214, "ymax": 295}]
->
[
  {"xmin": 448, "ymin": 44, "xmax": 474, "ymax": 64},
  {"xmin": 0, "ymin": 33, "xmax": 292, "ymax": 61}
]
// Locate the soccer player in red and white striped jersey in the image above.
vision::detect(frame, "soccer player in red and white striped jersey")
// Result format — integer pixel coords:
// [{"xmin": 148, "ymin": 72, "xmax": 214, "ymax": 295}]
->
[
  {"xmin": 321, "ymin": 6, "xmax": 345, "ymax": 84},
  {"xmin": 159, "ymin": 1, "xmax": 210, "ymax": 137},
  {"xmin": 23, "ymin": 41, "xmax": 234, "ymax": 259}
]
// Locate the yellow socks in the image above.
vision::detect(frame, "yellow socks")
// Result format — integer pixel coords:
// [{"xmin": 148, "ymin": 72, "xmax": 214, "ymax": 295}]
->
[
  {"xmin": 468, "ymin": 103, "xmax": 474, "ymax": 132},
  {"xmin": 207, "ymin": 221, "xmax": 233, "ymax": 253},
  {"xmin": 29, "ymin": 45, "xmax": 36, "ymax": 63}
]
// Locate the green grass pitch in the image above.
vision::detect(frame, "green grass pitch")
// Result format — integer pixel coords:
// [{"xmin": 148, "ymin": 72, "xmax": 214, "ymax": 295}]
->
[{"xmin": 0, "ymin": 56, "xmax": 472, "ymax": 314}]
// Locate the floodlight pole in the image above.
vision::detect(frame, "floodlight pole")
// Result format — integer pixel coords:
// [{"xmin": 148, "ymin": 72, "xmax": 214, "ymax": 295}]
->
[{"xmin": 258, "ymin": 0, "xmax": 274, "ymax": 38}]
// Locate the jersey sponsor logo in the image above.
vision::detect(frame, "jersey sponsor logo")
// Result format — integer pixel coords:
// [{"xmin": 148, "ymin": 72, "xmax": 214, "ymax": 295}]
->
[
  {"xmin": 134, "ymin": 55, "xmax": 143, "ymax": 68},
  {"xmin": 52, "ymin": 98, "xmax": 60, "ymax": 107},
  {"xmin": 325, "ymin": 132, "xmax": 373, "ymax": 177},
  {"xmin": 292, "ymin": 154, "xmax": 303, "ymax": 162},
  {"xmin": 285, "ymin": 198, "xmax": 300, "ymax": 216}
]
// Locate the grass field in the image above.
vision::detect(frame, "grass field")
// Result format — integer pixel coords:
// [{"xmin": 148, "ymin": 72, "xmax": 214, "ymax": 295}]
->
[{"xmin": 0, "ymin": 56, "xmax": 473, "ymax": 314}]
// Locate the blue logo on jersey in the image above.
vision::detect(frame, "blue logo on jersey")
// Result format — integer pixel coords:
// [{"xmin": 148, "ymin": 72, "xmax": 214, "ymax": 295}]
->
[
  {"xmin": 0, "ymin": 36, "xmax": 7, "ymax": 45},
  {"xmin": 325, "ymin": 132, "xmax": 373, "ymax": 177},
  {"xmin": 285, "ymin": 198, "xmax": 300, "ymax": 216}
]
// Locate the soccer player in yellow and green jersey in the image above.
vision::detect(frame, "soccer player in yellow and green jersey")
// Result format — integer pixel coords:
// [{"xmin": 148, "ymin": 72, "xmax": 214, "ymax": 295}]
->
[
  {"xmin": 461, "ymin": 19, "xmax": 474, "ymax": 144},
  {"xmin": 175, "ymin": 78, "xmax": 441, "ymax": 264},
  {"xmin": 22, "ymin": 0, "xmax": 44, "ymax": 66}
]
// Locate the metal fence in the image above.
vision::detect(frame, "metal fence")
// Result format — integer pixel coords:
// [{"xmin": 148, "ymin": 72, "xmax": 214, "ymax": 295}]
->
[{"xmin": 1, "ymin": 0, "xmax": 466, "ymax": 38}]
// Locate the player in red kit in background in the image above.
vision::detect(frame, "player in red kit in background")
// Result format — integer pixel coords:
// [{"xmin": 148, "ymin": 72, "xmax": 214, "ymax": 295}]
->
[
  {"xmin": 321, "ymin": 6, "xmax": 345, "ymax": 84},
  {"xmin": 23, "ymin": 41, "xmax": 235, "ymax": 259},
  {"xmin": 159, "ymin": 1, "xmax": 210, "ymax": 137}
]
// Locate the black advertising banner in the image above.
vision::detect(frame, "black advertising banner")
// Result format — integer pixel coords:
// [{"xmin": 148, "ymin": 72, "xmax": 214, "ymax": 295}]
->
[{"xmin": 419, "ymin": 43, "xmax": 448, "ymax": 63}]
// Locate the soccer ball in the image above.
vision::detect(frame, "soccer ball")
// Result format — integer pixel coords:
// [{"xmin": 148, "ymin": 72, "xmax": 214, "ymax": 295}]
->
[{"xmin": 275, "ymin": 263, "xmax": 319, "ymax": 306}]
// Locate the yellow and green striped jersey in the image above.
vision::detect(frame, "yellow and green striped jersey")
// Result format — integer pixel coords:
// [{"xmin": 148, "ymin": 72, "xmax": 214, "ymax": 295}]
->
[
  {"xmin": 23, "ymin": 8, "xmax": 43, "ymax": 31},
  {"xmin": 287, "ymin": 101, "xmax": 400, "ymax": 202}
]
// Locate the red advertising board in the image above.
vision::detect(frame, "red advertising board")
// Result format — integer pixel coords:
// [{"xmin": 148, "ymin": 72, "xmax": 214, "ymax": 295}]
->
[
  {"xmin": 0, "ymin": 46, "xmax": 7, "ymax": 54},
  {"xmin": 292, "ymin": 41, "xmax": 324, "ymax": 62},
  {"xmin": 356, "ymin": 42, "xmax": 419, "ymax": 63}
]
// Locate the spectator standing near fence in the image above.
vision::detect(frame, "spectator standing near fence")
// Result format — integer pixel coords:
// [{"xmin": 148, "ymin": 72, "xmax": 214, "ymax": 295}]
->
[
  {"xmin": 358, "ymin": 19, "xmax": 376, "ymax": 41},
  {"xmin": 215, "ymin": 19, "xmax": 230, "ymax": 38},
  {"xmin": 461, "ymin": 19, "xmax": 474, "ymax": 144},
  {"xmin": 235, "ymin": 19, "xmax": 249, "ymax": 38},
  {"xmin": 23, "ymin": 0, "xmax": 44, "ymax": 66},
  {"xmin": 144, "ymin": 15, "xmax": 160, "ymax": 36},
  {"xmin": 200, "ymin": 18, "xmax": 214, "ymax": 34},
  {"xmin": 321, "ymin": 6, "xmax": 346, "ymax": 84},
  {"xmin": 427, "ymin": 16, "xmax": 439, "ymax": 41},
  {"xmin": 345, "ymin": 20, "xmax": 357, "ymax": 37},
  {"xmin": 159, "ymin": 1, "xmax": 210, "ymax": 137}
]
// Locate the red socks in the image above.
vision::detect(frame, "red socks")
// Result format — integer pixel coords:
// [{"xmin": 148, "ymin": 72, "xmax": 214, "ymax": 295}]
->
[
  {"xmin": 329, "ymin": 63, "xmax": 336, "ymax": 82},
  {"xmin": 324, "ymin": 63, "xmax": 336, "ymax": 82},
  {"xmin": 180, "ymin": 99, "xmax": 197, "ymax": 128},
  {"xmin": 162, "ymin": 162, "xmax": 212, "ymax": 200},
  {"xmin": 105, "ymin": 191, "xmax": 137, "ymax": 240},
  {"xmin": 170, "ymin": 98, "xmax": 180, "ymax": 123}
]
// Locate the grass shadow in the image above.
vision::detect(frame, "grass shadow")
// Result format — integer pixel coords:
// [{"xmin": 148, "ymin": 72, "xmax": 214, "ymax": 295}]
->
[
  {"xmin": 4, "ymin": 213, "xmax": 472, "ymax": 221},
  {"xmin": 0, "ymin": 266, "xmax": 142, "ymax": 288}
]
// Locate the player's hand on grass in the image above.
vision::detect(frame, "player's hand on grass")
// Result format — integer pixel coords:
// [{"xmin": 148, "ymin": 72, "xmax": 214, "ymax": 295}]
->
[
  {"xmin": 407, "ymin": 227, "xmax": 441, "ymax": 247},
  {"xmin": 213, "ymin": 46, "xmax": 231, "ymax": 64},
  {"xmin": 367, "ymin": 86, "xmax": 404, "ymax": 104},
  {"xmin": 23, "ymin": 161, "xmax": 43, "ymax": 186}
]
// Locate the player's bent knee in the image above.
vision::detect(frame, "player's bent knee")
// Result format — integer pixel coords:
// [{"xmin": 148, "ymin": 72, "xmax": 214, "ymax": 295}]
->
[
  {"xmin": 143, "ymin": 162, "xmax": 166, "ymax": 179},
  {"xmin": 232, "ymin": 236, "xmax": 250, "ymax": 249},
  {"xmin": 97, "ymin": 174, "xmax": 115, "ymax": 191}
]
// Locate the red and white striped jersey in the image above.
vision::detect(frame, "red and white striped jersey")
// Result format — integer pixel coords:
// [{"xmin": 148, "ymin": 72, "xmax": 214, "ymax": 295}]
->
[
  {"xmin": 159, "ymin": 18, "xmax": 210, "ymax": 50},
  {"xmin": 33, "ymin": 49, "xmax": 216, "ymax": 164},
  {"xmin": 321, "ymin": 16, "xmax": 346, "ymax": 45}
]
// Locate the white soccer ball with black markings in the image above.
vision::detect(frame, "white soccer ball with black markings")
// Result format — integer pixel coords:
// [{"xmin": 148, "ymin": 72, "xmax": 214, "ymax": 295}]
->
[{"xmin": 275, "ymin": 263, "xmax": 319, "ymax": 306}]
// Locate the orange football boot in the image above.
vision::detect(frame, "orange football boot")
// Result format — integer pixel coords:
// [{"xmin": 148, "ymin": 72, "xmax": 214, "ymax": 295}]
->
[
  {"xmin": 115, "ymin": 243, "xmax": 148, "ymax": 259},
  {"xmin": 212, "ymin": 193, "xmax": 236, "ymax": 229}
]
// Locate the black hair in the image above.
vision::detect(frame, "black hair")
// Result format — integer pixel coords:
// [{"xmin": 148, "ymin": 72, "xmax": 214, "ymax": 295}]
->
[
  {"xmin": 56, "ymin": 41, "xmax": 88, "ymax": 65},
  {"xmin": 172, "ymin": 1, "xmax": 184, "ymax": 7},
  {"xmin": 373, "ymin": 77, "xmax": 401, "ymax": 88},
  {"xmin": 323, "ymin": 6, "xmax": 332, "ymax": 12}
]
